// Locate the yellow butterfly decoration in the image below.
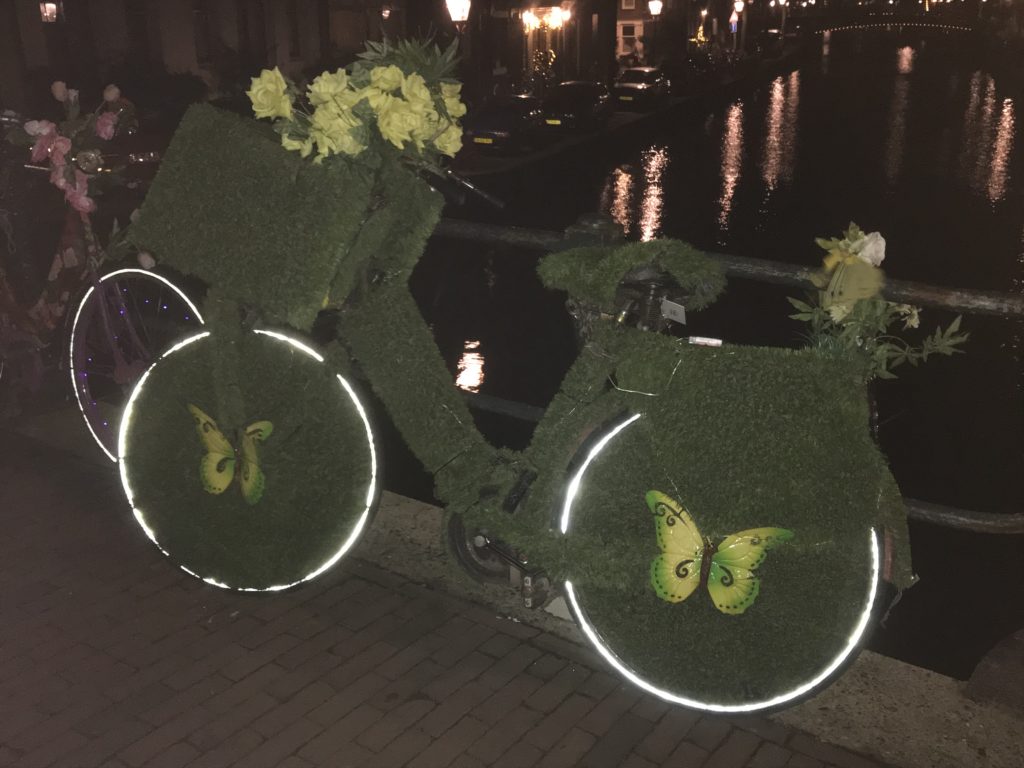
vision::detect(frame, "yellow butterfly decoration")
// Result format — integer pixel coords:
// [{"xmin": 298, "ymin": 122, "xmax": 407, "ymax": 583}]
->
[
  {"xmin": 188, "ymin": 404, "xmax": 274, "ymax": 506},
  {"xmin": 648, "ymin": 490, "xmax": 793, "ymax": 615}
]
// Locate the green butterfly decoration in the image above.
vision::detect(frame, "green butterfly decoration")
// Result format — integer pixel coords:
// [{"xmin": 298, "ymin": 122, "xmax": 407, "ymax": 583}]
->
[
  {"xmin": 648, "ymin": 490, "xmax": 793, "ymax": 615},
  {"xmin": 188, "ymin": 404, "xmax": 274, "ymax": 506}
]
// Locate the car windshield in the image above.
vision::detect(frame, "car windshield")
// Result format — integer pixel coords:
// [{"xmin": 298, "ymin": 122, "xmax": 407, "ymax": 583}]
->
[{"xmin": 618, "ymin": 70, "xmax": 658, "ymax": 84}]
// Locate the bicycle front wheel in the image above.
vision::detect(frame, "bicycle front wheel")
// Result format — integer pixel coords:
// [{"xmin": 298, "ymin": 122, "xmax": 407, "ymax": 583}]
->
[{"xmin": 68, "ymin": 268, "xmax": 202, "ymax": 461}]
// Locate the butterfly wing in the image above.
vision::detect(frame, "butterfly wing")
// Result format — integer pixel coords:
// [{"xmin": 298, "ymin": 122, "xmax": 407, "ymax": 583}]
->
[
  {"xmin": 189, "ymin": 404, "xmax": 236, "ymax": 495},
  {"xmin": 238, "ymin": 421, "xmax": 272, "ymax": 505},
  {"xmin": 707, "ymin": 528, "xmax": 794, "ymax": 615},
  {"xmin": 647, "ymin": 490, "xmax": 704, "ymax": 604}
]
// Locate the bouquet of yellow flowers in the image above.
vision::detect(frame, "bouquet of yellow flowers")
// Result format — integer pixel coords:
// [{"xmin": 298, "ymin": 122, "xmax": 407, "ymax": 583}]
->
[
  {"xmin": 788, "ymin": 223, "xmax": 968, "ymax": 380},
  {"xmin": 246, "ymin": 38, "xmax": 465, "ymax": 168}
]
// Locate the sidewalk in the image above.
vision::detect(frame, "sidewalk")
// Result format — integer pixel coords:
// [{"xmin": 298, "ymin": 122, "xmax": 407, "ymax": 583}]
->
[{"xmin": 0, "ymin": 431, "xmax": 908, "ymax": 768}]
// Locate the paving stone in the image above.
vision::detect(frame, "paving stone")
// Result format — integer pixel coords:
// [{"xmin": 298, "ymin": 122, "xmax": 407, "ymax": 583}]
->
[
  {"xmin": 786, "ymin": 754, "xmax": 826, "ymax": 768},
  {"xmin": 634, "ymin": 706, "xmax": 701, "ymax": 763},
  {"xmin": 687, "ymin": 716, "xmax": 733, "ymax": 752},
  {"xmin": 524, "ymin": 694, "xmax": 596, "ymax": 751},
  {"xmin": 630, "ymin": 694, "xmax": 671, "ymax": 723},
  {"xmin": 479, "ymin": 644, "xmax": 543, "ymax": 689},
  {"xmin": 704, "ymin": 728, "xmax": 762, "ymax": 768},
  {"xmin": 537, "ymin": 727, "xmax": 597, "ymax": 768},
  {"xmin": 144, "ymin": 740, "xmax": 201, "ymax": 768},
  {"xmin": 578, "ymin": 712, "xmax": 656, "ymax": 768},
  {"xmin": 250, "ymin": 680, "xmax": 334, "ymax": 738},
  {"xmin": 357, "ymin": 698, "xmax": 437, "ymax": 752},
  {"xmin": 308, "ymin": 671, "xmax": 390, "ymax": 726},
  {"xmin": 14, "ymin": 727, "xmax": 89, "ymax": 768},
  {"xmin": 749, "ymin": 742, "xmax": 795, "ymax": 768},
  {"xmin": 233, "ymin": 717, "xmax": 324, "ymax": 768},
  {"xmin": 188, "ymin": 692, "xmax": 279, "ymax": 751},
  {"xmin": 525, "ymin": 663, "xmax": 591, "ymax": 713},
  {"xmin": 666, "ymin": 739, "xmax": 711, "ymax": 766},
  {"xmin": 298, "ymin": 705, "xmax": 385, "ymax": 764},
  {"xmin": 494, "ymin": 740, "xmax": 544, "ymax": 768},
  {"xmin": 417, "ymin": 681, "xmax": 493, "ymax": 737},
  {"xmin": 620, "ymin": 753, "xmax": 658, "ymax": 768},
  {"xmin": 576, "ymin": 685, "xmax": 642, "ymax": 737},
  {"xmin": 788, "ymin": 733, "xmax": 883, "ymax": 768},
  {"xmin": 473, "ymin": 673, "xmax": 544, "ymax": 725},
  {"xmin": 524, "ymin": 653, "xmax": 568, "ymax": 682},
  {"xmin": 370, "ymin": 727, "xmax": 434, "ymax": 767},
  {"xmin": 728, "ymin": 715, "xmax": 792, "ymax": 745},
  {"xmin": 478, "ymin": 633, "xmax": 521, "ymax": 659},
  {"xmin": 408, "ymin": 715, "xmax": 489, "ymax": 768},
  {"xmin": 422, "ymin": 651, "xmax": 496, "ymax": 701},
  {"xmin": 369, "ymin": 659, "xmax": 447, "ymax": 712},
  {"xmin": 58, "ymin": 717, "xmax": 153, "ymax": 768},
  {"xmin": 119, "ymin": 706, "xmax": 215, "ymax": 766},
  {"xmin": 468, "ymin": 705, "xmax": 543, "ymax": 763}
]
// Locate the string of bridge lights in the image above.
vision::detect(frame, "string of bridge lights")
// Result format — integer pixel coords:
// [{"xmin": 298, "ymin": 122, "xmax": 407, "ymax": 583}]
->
[{"xmin": 820, "ymin": 22, "xmax": 973, "ymax": 32}]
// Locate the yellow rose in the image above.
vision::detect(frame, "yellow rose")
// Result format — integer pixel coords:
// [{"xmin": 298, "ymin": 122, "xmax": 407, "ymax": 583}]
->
[
  {"xmin": 411, "ymin": 106, "xmax": 441, "ymax": 151},
  {"xmin": 440, "ymin": 82, "xmax": 462, "ymax": 100},
  {"xmin": 311, "ymin": 103, "xmax": 365, "ymax": 158},
  {"xmin": 281, "ymin": 133, "xmax": 313, "ymax": 158},
  {"xmin": 371, "ymin": 65, "xmax": 405, "ymax": 92},
  {"xmin": 401, "ymin": 73, "xmax": 433, "ymax": 112},
  {"xmin": 308, "ymin": 69, "xmax": 349, "ymax": 107},
  {"xmin": 375, "ymin": 98, "xmax": 422, "ymax": 149},
  {"xmin": 247, "ymin": 67, "xmax": 293, "ymax": 120},
  {"xmin": 443, "ymin": 95, "xmax": 466, "ymax": 120},
  {"xmin": 433, "ymin": 120, "xmax": 463, "ymax": 157}
]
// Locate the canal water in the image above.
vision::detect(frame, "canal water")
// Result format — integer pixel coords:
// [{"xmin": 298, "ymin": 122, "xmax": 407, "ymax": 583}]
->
[{"xmin": 409, "ymin": 27, "xmax": 1024, "ymax": 679}]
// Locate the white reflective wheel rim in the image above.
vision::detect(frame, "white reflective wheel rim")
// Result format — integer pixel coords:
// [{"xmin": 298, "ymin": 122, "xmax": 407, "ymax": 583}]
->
[
  {"xmin": 559, "ymin": 414, "xmax": 880, "ymax": 713},
  {"xmin": 69, "ymin": 268, "xmax": 203, "ymax": 462},
  {"xmin": 117, "ymin": 328, "xmax": 378, "ymax": 592}
]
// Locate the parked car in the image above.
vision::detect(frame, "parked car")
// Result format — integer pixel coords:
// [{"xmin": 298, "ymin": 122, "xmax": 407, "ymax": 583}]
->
[
  {"xmin": 612, "ymin": 67, "xmax": 672, "ymax": 109},
  {"xmin": 539, "ymin": 81, "xmax": 614, "ymax": 132},
  {"xmin": 462, "ymin": 95, "xmax": 542, "ymax": 153}
]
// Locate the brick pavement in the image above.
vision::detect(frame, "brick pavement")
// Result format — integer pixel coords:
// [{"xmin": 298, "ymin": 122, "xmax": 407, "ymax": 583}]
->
[{"xmin": 0, "ymin": 436, "xmax": 896, "ymax": 768}]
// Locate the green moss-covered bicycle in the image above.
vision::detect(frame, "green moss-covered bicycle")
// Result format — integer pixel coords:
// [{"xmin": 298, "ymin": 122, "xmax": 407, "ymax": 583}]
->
[{"xmin": 117, "ymin": 96, "xmax": 909, "ymax": 711}]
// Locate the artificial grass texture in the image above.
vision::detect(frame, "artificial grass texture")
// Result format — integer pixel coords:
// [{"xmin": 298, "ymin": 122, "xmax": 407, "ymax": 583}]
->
[
  {"xmin": 447, "ymin": 324, "xmax": 908, "ymax": 705},
  {"xmin": 129, "ymin": 104, "xmax": 378, "ymax": 331},
  {"xmin": 537, "ymin": 239, "xmax": 727, "ymax": 313},
  {"xmin": 121, "ymin": 330, "xmax": 374, "ymax": 589}
]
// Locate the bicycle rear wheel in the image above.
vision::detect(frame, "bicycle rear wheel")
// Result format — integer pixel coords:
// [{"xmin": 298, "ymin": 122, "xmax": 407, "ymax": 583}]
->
[{"xmin": 68, "ymin": 268, "xmax": 202, "ymax": 461}]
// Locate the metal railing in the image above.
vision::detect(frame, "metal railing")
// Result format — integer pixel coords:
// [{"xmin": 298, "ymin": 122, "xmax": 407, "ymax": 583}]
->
[{"xmin": 433, "ymin": 215, "xmax": 1024, "ymax": 534}]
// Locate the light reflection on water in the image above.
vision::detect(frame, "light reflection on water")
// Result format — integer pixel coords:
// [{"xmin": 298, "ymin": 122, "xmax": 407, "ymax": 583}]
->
[
  {"xmin": 455, "ymin": 339, "xmax": 485, "ymax": 393},
  {"xmin": 639, "ymin": 147, "xmax": 669, "ymax": 241},
  {"xmin": 600, "ymin": 146, "xmax": 669, "ymax": 240},
  {"xmin": 718, "ymin": 101, "xmax": 745, "ymax": 230},
  {"xmin": 988, "ymin": 98, "xmax": 1015, "ymax": 203},
  {"xmin": 762, "ymin": 72, "xmax": 800, "ymax": 191}
]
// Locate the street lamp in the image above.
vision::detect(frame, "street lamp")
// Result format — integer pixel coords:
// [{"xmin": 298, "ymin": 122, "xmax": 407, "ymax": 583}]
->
[
  {"xmin": 778, "ymin": 0, "xmax": 788, "ymax": 39},
  {"xmin": 733, "ymin": 0, "xmax": 747, "ymax": 54},
  {"xmin": 446, "ymin": 0, "xmax": 471, "ymax": 33},
  {"xmin": 648, "ymin": 1, "xmax": 662, "ymax": 65}
]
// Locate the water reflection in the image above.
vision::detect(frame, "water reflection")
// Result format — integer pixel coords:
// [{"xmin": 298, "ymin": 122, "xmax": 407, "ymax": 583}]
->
[
  {"xmin": 988, "ymin": 98, "xmax": 1015, "ymax": 203},
  {"xmin": 600, "ymin": 146, "xmax": 669, "ymax": 240},
  {"xmin": 455, "ymin": 339, "xmax": 485, "ymax": 393},
  {"xmin": 639, "ymin": 147, "xmax": 669, "ymax": 241},
  {"xmin": 884, "ymin": 49, "xmax": 913, "ymax": 186},
  {"xmin": 762, "ymin": 72, "xmax": 800, "ymax": 190},
  {"xmin": 718, "ymin": 101, "xmax": 745, "ymax": 230}
]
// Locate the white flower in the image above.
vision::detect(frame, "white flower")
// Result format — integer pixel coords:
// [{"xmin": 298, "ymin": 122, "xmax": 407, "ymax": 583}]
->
[
  {"xmin": 103, "ymin": 84, "xmax": 121, "ymax": 103},
  {"xmin": 851, "ymin": 231, "xmax": 886, "ymax": 266},
  {"xmin": 24, "ymin": 120, "xmax": 55, "ymax": 137},
  {"xmin": 137, "ymin": 251, "xmax": 156, "ymax": 269},
  {"xmin": 51, "ymin": 81, "xmax": 68, "ymax": 102},
  {"xmin": 67, "ymin": 89, "xmax": 79, "ymax": 104}
]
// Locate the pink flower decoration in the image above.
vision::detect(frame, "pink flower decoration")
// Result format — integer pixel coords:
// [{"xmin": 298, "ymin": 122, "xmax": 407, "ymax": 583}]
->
[
  {"xmin": 95, "ymin": 111, "xmax": 118, "ymax": 141},
  {"xmin": 65, "ymin": 170, "xmax": 96, "ymax": 214},
  {"xmin": 49, "ymin": 165, "xmax": 70, "ymax": 191}
]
